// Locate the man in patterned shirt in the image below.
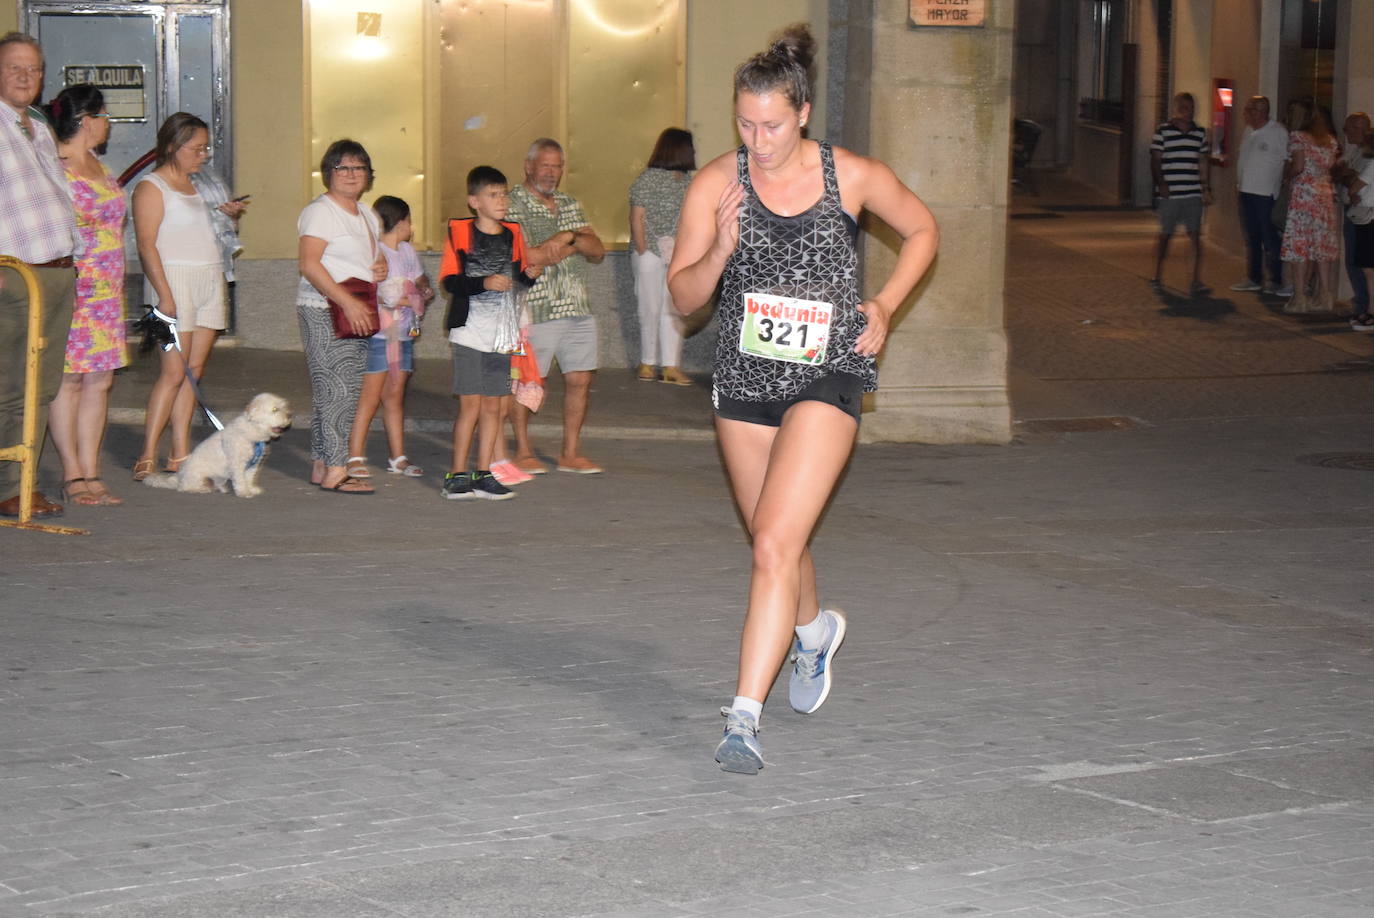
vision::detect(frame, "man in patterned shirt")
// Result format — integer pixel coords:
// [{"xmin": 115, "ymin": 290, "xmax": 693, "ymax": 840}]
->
[
  {"xmin": 507, "ymin": 138, "xmax": 606, "ymax": 475},
  {"xmin": 0, "ymin": 32, "xmax": 80, "ymax": 519}
]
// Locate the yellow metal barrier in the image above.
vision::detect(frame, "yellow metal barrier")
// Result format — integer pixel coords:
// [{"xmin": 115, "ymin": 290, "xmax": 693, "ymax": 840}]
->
[{"xmin": 0, "ymin": 257, "xmax": 88, "ymax": 536}]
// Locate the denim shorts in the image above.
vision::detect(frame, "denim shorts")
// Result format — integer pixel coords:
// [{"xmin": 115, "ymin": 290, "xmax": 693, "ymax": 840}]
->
[
  {"xmin": 712, "ymin": 372, "xmax": 864, "ymax": 427},
  {"xmin": 365, "ymin": 337, "xmax": 414, "ymax": 374}
]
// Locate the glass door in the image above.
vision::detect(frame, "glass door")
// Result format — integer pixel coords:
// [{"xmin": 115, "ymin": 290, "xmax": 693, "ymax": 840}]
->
[{"xmin": 23, "ymin": 1, "xmax": 231, "ymax": 187}]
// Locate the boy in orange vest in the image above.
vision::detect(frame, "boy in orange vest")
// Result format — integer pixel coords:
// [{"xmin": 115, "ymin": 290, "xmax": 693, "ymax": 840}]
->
[{"xmin": 440, "ymin": 166, "xmax": 541, "ymax": 500}]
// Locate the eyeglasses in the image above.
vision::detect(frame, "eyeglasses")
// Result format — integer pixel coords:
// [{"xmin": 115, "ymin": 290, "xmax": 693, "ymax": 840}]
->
[
  {"xmin": 2, "ymin": 64, "xmax": 43, "ymax": 78},
  {"xmin": 182, "ymin": 144, "xmax": 211, "ymax": 155},
  {"xmin": 86, "ymin": 112, "xmax": 110, "ymax": 119},
  {"xmin": 333, "ymin": 165, "xmax": 371, "ymax": 175}
]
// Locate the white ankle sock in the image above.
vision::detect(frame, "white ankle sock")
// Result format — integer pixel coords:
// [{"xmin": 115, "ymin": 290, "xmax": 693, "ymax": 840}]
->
[
  {"xmin": 794, "ymin": 610, "xmax": 829, "ymax": 651},
  {"xmin": 731, "ymin": 696, "xmax": 763, "ymax": 725}
]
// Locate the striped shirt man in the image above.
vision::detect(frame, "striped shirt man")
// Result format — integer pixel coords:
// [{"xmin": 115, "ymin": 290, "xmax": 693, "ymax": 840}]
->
[{"xmin": 1151, "ymin": 119, "xmax": 1209, "ymax": 199}]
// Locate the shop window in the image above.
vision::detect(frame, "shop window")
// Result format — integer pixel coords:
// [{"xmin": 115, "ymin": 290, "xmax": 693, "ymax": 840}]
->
[{"xmin": 308, "ymin": 0, "xmax": 684, "ymax": 250}]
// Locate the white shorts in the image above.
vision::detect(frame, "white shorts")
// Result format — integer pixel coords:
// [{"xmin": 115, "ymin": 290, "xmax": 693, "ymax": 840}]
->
[{"xmin": 148, "ymin": 264, "xmax": 228, "ymax": 331}]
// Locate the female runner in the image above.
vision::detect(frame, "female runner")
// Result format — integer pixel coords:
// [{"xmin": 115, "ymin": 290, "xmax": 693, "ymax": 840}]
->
[{"xmin": 668, "ymin": 24, "xmax": 938, "ymax": 774}]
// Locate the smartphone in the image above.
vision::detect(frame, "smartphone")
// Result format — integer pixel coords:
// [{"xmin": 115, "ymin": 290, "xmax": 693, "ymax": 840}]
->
[{"xmin": 232, "ymin": 194, "xmax": 251, "ymax": 202}]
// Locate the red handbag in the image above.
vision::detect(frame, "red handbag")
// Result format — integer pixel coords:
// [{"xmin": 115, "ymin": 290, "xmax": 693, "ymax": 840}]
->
[{"xmin": 328, "ymin": 277, "xmax": 379, "ymax": 339}]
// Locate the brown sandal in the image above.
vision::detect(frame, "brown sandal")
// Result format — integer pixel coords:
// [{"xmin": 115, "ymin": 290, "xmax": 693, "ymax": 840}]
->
[
  {"xmin": 85, "ymin": 477, "xmax": 123, "ymax": 506},
  {"xmin": 132, "ymin": 457, "xmax": 156, "ymax": 481},
  {"xmin": 164, "ymin": 455, "xmax": 189, "ymax": 473},
  {"xmin": 62, "ymin": 478, "xmax": 102, "ymax": 506}
]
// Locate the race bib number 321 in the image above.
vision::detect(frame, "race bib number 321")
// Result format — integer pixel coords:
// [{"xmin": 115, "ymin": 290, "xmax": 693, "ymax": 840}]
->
[{"xmin": 739, "ymin": 293, "xmax": 832, "ymax": 365}]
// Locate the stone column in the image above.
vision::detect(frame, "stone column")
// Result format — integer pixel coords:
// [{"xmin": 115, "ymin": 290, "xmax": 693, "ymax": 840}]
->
[{"xmin": 842, "ymin": 0, "xmax": 1013, "ymax": 443}]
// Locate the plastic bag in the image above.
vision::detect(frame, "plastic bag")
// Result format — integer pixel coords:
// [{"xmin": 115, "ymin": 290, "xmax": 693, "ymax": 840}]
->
[{"xmin": 493, "ymin": 286, "xmax": 522, "ymax": 355}]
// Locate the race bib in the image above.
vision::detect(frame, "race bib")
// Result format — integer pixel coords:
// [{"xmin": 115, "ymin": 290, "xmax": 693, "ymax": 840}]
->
[{"xmin": 738, "ymin": 293, "xmax": 831, "ymax": 365}]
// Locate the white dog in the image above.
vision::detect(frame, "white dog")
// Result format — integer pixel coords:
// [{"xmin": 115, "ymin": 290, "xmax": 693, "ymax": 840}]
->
[{"xmin": 143, "ymin": 393, "xmax": 291, "ymax": 498}]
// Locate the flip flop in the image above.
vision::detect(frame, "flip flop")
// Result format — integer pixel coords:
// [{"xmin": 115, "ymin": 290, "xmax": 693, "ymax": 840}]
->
[{"xmin": 320, "ymin": 475, "xmax": 373, "ymax": 495}]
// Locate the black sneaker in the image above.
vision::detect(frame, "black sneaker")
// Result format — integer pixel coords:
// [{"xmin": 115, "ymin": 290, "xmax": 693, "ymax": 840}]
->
[
  {"xmin": 470, "ymin": 471, "xmax": 515, "ymax": 501},
  {"xmin": 441, "ymin": 471, "xmax": 474, "ymax": 500}
]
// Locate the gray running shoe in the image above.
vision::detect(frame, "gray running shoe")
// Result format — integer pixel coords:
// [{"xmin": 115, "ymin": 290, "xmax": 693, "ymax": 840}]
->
[
  {"xmin": 441, "ymin": 471, "xmax": 474, "ymax": 500},
  {"xmin": 789, "ymin": 609, "xmax": 847, "ymax": 714},
  {"xmin": 714, "ymin": 707, "xmax": 763, "ymax": 775},
  {"xmin": 470, "ymin": 471, "xmax": 515, "ymax": 501}
]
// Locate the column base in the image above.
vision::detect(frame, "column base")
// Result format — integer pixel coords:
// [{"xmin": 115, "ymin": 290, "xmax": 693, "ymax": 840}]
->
[{"xmin": 860, "ymin": 385, "xmax": 1012, "ymax": 444}]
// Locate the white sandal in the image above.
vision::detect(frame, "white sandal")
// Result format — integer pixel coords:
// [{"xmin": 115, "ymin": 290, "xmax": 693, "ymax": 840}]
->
[
  {"xmin": 345, "ymin": 456, "xmax": 372, "ymax": 478},
  {"xmin": 387, "ymin": 455, "xmax": 423, "ymax": 477}
]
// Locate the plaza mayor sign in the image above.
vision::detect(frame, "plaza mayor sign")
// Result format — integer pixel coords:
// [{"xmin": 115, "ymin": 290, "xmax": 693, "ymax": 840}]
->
[{"xmin": 909, "ymin": 0, "xmax": 987, "ymax": 27}]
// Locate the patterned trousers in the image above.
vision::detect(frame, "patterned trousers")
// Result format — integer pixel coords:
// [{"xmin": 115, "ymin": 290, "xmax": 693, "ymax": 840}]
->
[{"xmin": 297, "ymin": 303, "xmax": 365, "ymax": 467}]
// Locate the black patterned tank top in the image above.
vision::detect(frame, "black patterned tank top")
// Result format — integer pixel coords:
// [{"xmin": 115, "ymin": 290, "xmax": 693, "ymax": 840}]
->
[{"xmin": 713, "ymin": 141, "xmax": 876, "ymax": 401}]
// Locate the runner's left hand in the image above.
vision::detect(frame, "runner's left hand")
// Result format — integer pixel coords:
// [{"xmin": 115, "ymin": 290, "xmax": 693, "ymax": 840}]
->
[{"xmin": 853, "ymin": 300, "xmax": 891, "ymax": 356}]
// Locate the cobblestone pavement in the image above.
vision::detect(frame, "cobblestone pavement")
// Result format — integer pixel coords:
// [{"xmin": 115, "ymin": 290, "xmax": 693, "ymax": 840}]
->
[{"xmin": 1, "ymin": 188, "xmax": 1371, "ymax": 917}]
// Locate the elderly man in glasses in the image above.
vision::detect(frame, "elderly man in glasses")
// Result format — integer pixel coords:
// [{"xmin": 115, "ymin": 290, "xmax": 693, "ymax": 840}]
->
[{"xmin": 0, "ymin": 31, "xmax": 80, "ymax": 519}]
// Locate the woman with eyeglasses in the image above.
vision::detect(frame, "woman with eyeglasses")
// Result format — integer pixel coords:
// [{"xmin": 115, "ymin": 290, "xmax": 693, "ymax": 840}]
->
[
  {"xmin": 44, "ymin": 84, "xmax": 126, "ymax": 506},
  {"xmin": 295, "ymin": 139, "xmax": 387, "ymax": 494},
  {"xmin": 131, "ymin": 112, "xmax": 236, "ymax": 481}
]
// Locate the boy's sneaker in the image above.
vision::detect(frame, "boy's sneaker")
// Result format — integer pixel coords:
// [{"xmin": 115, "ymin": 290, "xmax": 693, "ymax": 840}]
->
[
  {"xmin": 714, "ymin": 707, "xmax": 764, "ymax": 775},
  {"xmin": 441, "ymin": 471, "xmax": 474, "ymax": 500},
  {"xmin": 789, "ymin": 608, "xmax": 847, "ymax": 714},
  {"xmin": 491, "ymin": 459, "xmax": 533, "ymax": 486},
  {"xmin": 1229, "ymin": 279, "xmax": 1262, "ymax": 292},
  {"xmin": 470, "ymin": 471, "xmax": 516, "ymax": 501},
  {"xmin": 1265, "ymin": 283, "xmax": 1294, "ymax": 297}
]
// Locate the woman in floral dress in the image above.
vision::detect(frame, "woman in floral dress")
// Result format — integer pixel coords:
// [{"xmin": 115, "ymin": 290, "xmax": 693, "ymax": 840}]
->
[
  {"xmin": 1280, "ymin": 105, "xmax": 1342, "ymax": 313},
  {"xmin": 46, "ymin": 84, "xmax": 128, "ymax": 506}
]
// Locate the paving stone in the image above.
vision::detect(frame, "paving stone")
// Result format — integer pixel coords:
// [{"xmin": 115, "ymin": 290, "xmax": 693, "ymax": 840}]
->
[{"xmin": 1054, "ymin": 765, "xmax": 1338, "ymax": 821}]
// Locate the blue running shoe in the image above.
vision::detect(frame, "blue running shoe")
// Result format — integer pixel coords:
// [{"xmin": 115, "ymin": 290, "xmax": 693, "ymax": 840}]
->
[
  {"xmin": 714, "ymin": 706, "xmax": 764, "ymax": 774},
  {"xmin": 789, "ymin": 608, "xmax": 847, "ymax": 714}
]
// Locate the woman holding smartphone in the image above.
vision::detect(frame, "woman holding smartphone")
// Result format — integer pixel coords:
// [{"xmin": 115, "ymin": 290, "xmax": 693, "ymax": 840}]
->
[{"xmin": 131, "ymin": 113, "xmax": 243, "ymax": 480}]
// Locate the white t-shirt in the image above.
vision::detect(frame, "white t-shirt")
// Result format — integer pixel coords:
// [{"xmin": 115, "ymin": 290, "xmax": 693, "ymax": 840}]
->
[
  {"xmin": 1236, "ymin": 120, "xmax": 1289, "ymax": 198},
  {"xmin": 1338, "ymin": 141, "xmax": 1370, "ymax": 207},
  {"xmin": 296, "ymin": 193, "xmax": 382, "ymax": 308},
  {"xmin": 1349, "ymin": 158, "xmax": 1374, "ymax": 226}
]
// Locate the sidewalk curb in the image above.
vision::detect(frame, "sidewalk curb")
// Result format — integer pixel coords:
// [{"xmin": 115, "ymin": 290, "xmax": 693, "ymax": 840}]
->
[{"xmin": 106, "ymin": 408, "xmax": 718, "ymax": 442}]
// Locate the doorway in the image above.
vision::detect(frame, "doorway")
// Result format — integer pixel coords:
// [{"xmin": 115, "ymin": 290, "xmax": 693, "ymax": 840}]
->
[{"xmin": 22, "ymin": 0, "xmax": 231, "ymax": 187}]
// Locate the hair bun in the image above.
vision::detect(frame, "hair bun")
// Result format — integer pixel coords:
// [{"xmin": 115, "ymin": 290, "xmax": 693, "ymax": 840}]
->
[{"xmin": 768, "ymin": 24, "xmax": 816, "ymax": 73}]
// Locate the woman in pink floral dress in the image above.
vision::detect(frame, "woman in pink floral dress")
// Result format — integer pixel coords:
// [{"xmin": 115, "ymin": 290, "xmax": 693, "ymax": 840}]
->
[
  {"xmin": 46, "ymin": 85, "xmax": 128, "ymax": 506},
  {"xmin": 1280, "ymin": 105, "xmax": 1342, "ymax": 313}
]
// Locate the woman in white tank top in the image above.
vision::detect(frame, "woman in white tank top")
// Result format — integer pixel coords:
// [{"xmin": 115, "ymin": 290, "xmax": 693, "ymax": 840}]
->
[{"xmin": 131, "ymin": 113, "xmax": 242, "ymax": 480}]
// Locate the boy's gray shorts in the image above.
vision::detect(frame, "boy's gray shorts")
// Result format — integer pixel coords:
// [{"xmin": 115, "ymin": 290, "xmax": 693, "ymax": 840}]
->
[{"xmin": 451, "ymin": 344, "xmax": 511, "ymax": 397}]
